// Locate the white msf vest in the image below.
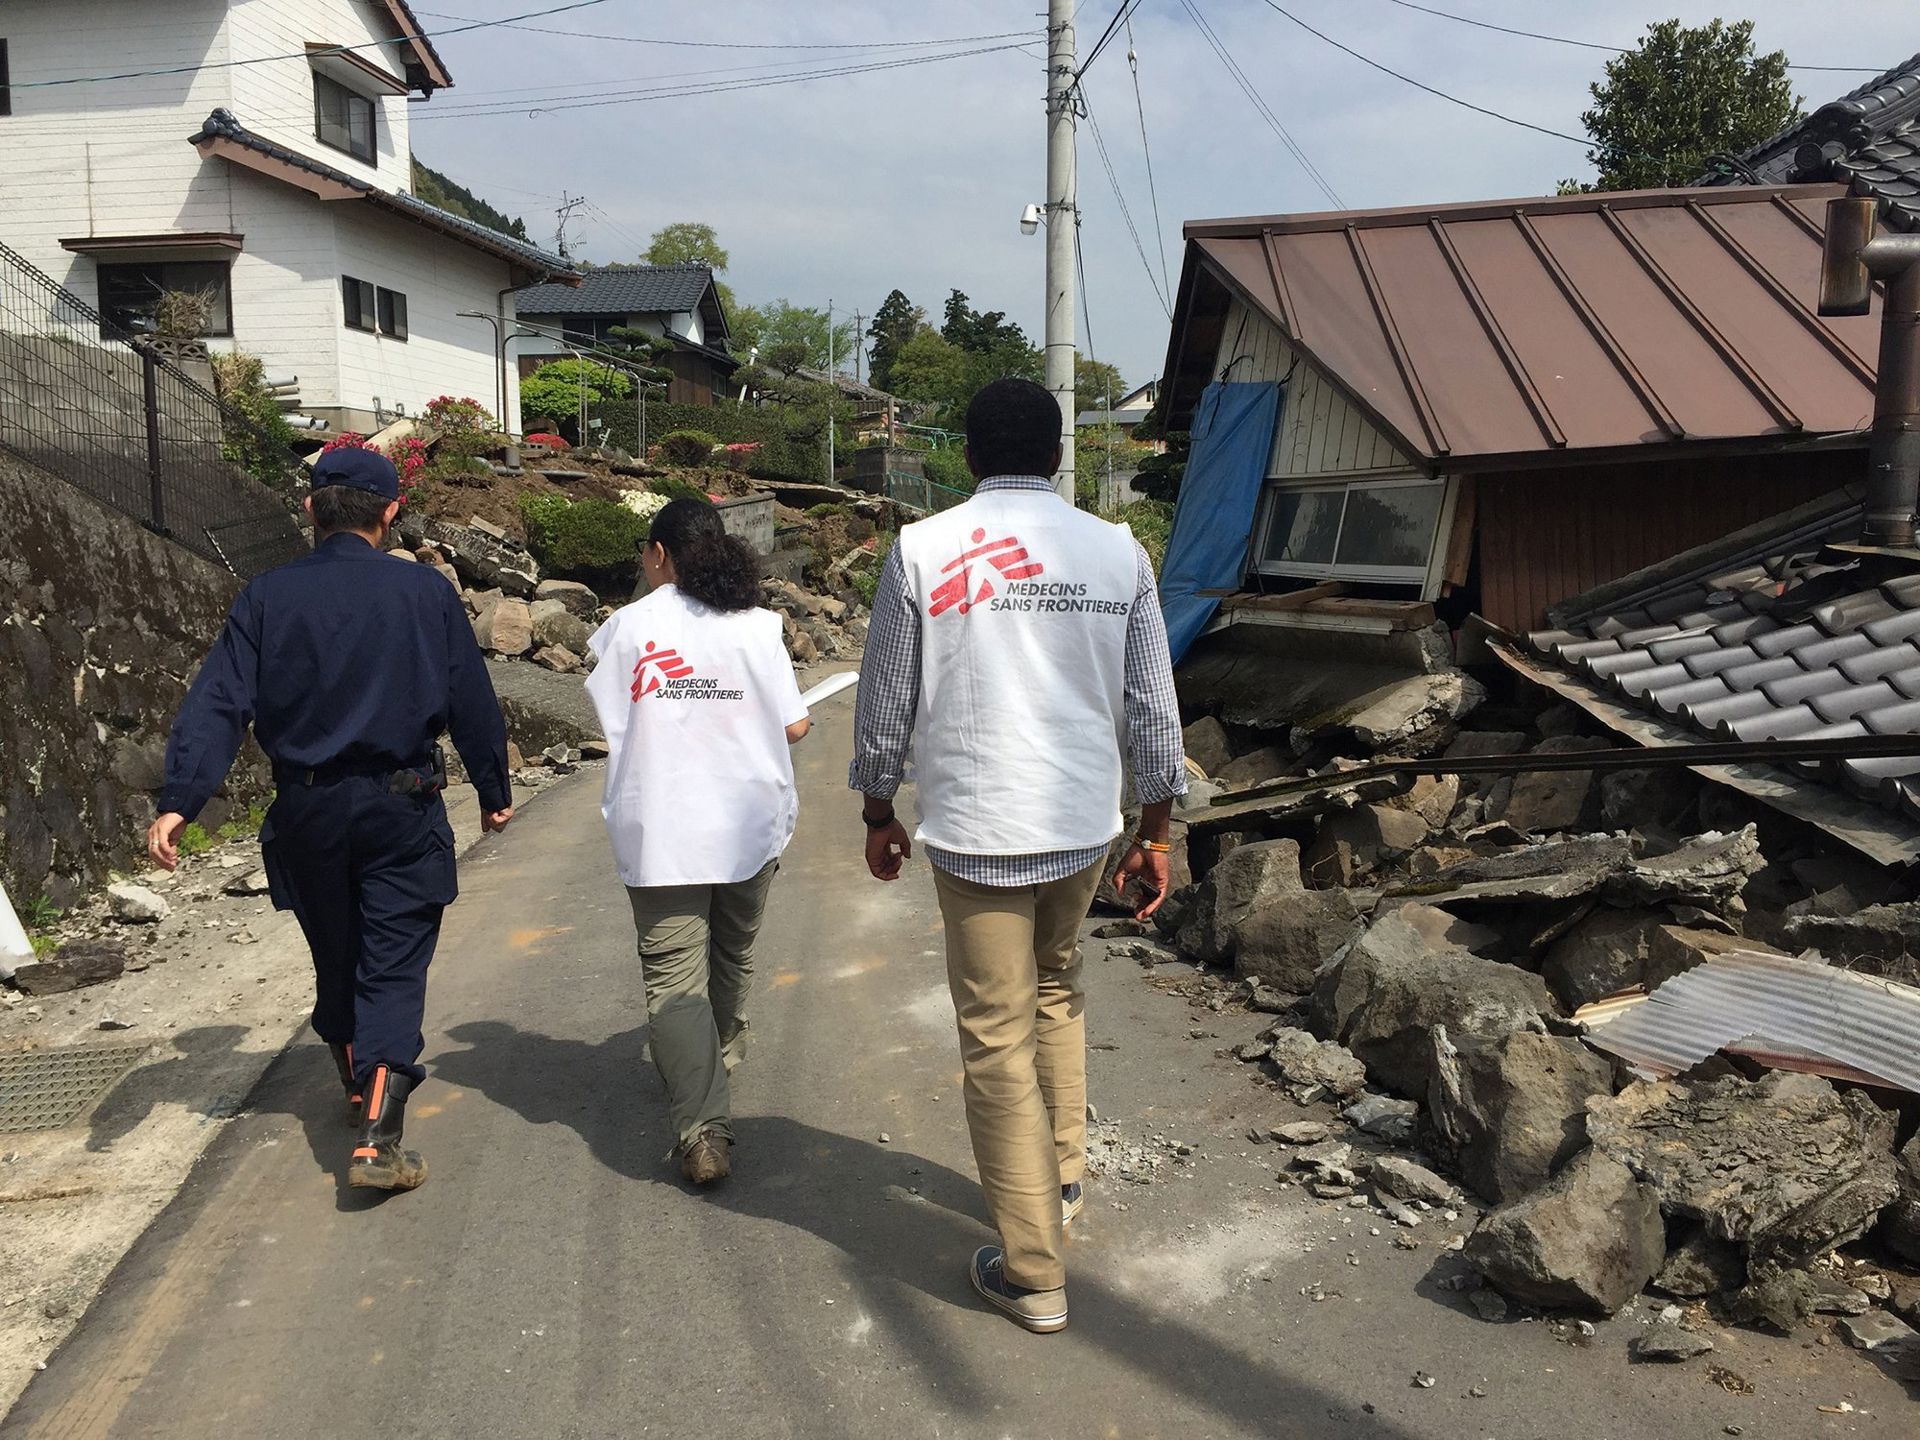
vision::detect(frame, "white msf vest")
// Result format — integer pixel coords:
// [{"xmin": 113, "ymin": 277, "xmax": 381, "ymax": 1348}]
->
[{"xmin": 896, "ymin": 488, "xmax": 1137, "ymax": 855}]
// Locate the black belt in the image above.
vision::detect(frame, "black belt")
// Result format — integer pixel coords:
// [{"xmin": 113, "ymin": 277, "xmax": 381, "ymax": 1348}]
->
[{"xmin": 275, "ymin": 744, "xmax": 446, "ymax": 796}]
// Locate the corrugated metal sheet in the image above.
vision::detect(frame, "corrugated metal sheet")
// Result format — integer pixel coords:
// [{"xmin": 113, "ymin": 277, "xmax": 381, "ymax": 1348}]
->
[
  {"xmin": 1475, "ymin": 449, "xmax": 1862, "ymax": 632},
  {"xmin": 1581, "ymin": 950, "xmax": 1920, "ymax": 1092},
  {"xmin": 1170, "ymin": 184, "xmax": 1882, "ymax": 467}
]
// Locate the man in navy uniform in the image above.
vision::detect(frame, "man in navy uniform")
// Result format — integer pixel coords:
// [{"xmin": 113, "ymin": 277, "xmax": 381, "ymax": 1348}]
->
[{"xmin": 147, "ymin": 447, "xmax": 514, "ymax": 1192}]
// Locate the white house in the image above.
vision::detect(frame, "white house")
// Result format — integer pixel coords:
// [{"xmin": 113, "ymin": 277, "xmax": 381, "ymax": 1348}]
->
[
  {"xmin": 0, "ymin": 0, "xmax": 578, "ymax": 434},
  {"xmin": 514, "ymin": 266, "xmax": 737, "ymax": 406}
]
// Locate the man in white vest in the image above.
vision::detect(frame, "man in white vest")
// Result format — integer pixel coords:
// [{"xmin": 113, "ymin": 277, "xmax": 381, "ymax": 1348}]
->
[{"xmin": 850, "ymin": 377, "xmax": 1187, "ymax": 1332}]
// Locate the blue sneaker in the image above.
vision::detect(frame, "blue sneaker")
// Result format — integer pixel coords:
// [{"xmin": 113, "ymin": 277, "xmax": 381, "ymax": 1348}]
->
[
  {"xmin": 969, "ymin": 1247, "xmax": 1069, "ymax": 1333},
  {"xmin": 1061, "ymin": 1181, "xmax": 1085, "ymax": 1228}
]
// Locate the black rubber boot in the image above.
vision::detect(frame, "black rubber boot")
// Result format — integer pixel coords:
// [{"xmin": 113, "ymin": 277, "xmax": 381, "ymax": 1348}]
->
[
  {"xmin": 329, "ymin": 1043, "xmax": 363, "ymax": 1126},
  {"xmin": 347, "ymin": 1065, "xmax": 428, "ymax": 1192}
]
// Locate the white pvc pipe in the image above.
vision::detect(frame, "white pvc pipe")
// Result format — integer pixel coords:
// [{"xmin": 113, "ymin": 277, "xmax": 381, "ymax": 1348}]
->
[
  {"xmin": 0, "ymin": 880, "xmax": 33, "ymax": 982},
  {"xmin": 800, "ymin": 671, "xmax": 860, "ymax": 708}
]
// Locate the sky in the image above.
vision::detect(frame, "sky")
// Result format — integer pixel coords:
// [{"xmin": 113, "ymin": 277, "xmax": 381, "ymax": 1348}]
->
[{"xmin": 406, "ymin": 1, "xmax": 1916, "ymax": 390}]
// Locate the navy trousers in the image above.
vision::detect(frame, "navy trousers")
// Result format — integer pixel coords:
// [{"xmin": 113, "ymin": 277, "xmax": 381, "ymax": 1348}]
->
[{"xmin": 261, "ymin": 777, "xmax": 458, "ymax": 1089}]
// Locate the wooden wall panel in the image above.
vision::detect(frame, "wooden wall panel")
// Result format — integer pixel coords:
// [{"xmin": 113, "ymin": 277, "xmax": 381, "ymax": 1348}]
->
[{"xmin": 1475, "ymin": 448, "xmax": 1866, "ymax": 633}]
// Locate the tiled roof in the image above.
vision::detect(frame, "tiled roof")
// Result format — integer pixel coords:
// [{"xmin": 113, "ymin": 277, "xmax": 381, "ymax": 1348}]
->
[
  {"xmin": 1525, "ymin": 498, "xmax": 1920, "ymax": 827},
  {"xmin": 1706, "ymin": 54, "xmax": 1920, "ymax": 231},
  {"xmin": 517, "ymin": 266, "xmax": 716, "ymax": 317},
  {"xmin": 188, "ymin": 110, "xmax": 575, "ymax": 277}
]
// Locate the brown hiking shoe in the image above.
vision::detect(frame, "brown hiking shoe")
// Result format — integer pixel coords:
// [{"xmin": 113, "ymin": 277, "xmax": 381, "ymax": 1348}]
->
[{"xmin": 680, "ymin": 1129, "xmax": 732, "ymax": 1185}]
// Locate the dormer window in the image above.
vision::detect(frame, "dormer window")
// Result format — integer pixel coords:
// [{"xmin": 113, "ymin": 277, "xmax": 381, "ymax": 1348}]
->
[{"xmin": 314, "ymin": 72, "xmax": 375, "ymax": 163}]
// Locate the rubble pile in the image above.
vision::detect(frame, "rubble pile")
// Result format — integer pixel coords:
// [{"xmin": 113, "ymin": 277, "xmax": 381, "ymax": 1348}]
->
[
  {"xmin": 375, "ymin": 438, "xmax": 894, "ymax": 672},
  {"xmin": 1125, "ymin": 689, "xmax": 1920, "ymax": 1366}
]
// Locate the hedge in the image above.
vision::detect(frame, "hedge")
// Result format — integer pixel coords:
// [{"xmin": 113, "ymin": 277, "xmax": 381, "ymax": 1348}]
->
[{"xmin": 595, "ymin": 401, "xmax": 825, "ymax": 485}]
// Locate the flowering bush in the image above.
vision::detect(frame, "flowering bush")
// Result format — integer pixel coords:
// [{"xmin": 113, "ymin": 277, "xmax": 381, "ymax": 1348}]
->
[
  {"xmin": 619, "ymin": 489, "xmax": 670, "ymax": 522},
  {"xmin": 320, "ymin": 431, "xmax": 424, "ymax": 505},
  {"xmin": 423, "ymin": 394, "xmax": 495, "ymax": 437},
  {"xmin": 524, "ymin": 432, "xmax": 570, "ymax": 451}
]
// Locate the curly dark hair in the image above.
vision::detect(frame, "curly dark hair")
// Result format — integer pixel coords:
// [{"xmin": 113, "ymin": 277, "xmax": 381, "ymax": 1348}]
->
[{"xmin": 648, "ymin": 496, "xmax": 761, "ymax": 612}]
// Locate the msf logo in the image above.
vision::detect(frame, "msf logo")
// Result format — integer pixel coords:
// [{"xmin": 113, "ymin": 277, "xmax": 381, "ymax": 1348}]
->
[
  {"xmin": 631, "ymin": 640, "xmax": 694, "ymax": 700},
  {"xmin": 927, "ymin": 528, "xmax": 1044, "ymax": 617}
]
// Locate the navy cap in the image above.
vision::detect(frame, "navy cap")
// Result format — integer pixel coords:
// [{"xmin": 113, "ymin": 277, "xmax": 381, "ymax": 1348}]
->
[{"xmin": 311, "ymin": 446, "xmax": 400, "ymax": 500}]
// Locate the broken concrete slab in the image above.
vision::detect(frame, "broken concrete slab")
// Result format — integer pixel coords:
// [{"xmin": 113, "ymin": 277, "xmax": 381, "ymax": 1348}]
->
[
  {"xmin": 1464, "ymin": 1150, "xmax": 1666, "ymax": 1316},
  {"xmin": 1339, "ymin": 668, "xmax": 1486, "ymax": 753},
  {"xmin": 1181, "ymin": 771, "xmax": 1407, "ymax": 835},
  {"xmin": 1429, "ymin": 1027, "xmax": 1614, "ymax": 1205},
  {"xmin": 1608, "ymin": 826, "xmax": 1761, "ymax": 914},
  {"xmin": 1586, "ymin": 1073, "xmax": 1899, "ymax": 1272},
  {"xmin": 1264, "ymin": 1026, "xmax": 1369, "ymax": 1100},
  {"xmin": 1383, "ymin": 773, "xmax": 1461, "ymax": 831},
  {"xmin": 1498, "ymin": 735, "xmax": 1611, "ymax": 835},
  {"xmin": 1311, "ymin": 904, "xmax": 1555, "ymax": 1098},
  {"xmin": 1413, "ymin": 835, "xmax": 1633, "ymax": 894},
  {"xmin": 1303, "ymin": 804, "xmax": 1430, "ymax": 887},
  {"xmin": 1838, "ymin": 1309, "xmax": 1920, "ymax": 1356}
]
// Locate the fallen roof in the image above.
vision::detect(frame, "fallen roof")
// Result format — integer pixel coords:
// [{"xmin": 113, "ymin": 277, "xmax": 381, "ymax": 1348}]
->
[
  {"xmin": 1705, "ymin": 53, "xmax": 1920, "ymax": 232},
  {"xmin": 1166, "ymin": 184, "xmax": 1881, "ymax": 469},
  {"xmin": 188, "ymin": 110, "xmax": 575, "ymax": 280},
  {"xmin": 1520, "ymin": 496, "xmax": 1920, "ymax": 853},
  {"xmin": 517, "ymin": 265, "xmax": 716, "ymax": 317}
]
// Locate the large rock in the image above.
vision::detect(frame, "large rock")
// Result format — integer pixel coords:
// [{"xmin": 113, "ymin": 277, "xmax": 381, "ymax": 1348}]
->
[
  {"xmin": 1883, "ymin": 1133, "xmax": 1920, "ymax": 1265},
  {"xmin": 1234, "ymin": 887, "xmax": 1365, "ymax": 993},
  {"xmin": 1310, "ymin": 904, "xmax": 1555, "ymax": 1097},
  {"xmin": 1430, "ymin": 1027, "xmax": 1615, "ymax": 1204},
  {"xmin": 1182, "ymin": 716, "xmax": 1234, "ymax": 777},
  {"xmin": 1783, "ymin": 902, "xmax": 1920, "ymax": 987},
  {"xmin": 1174, "ymin": 838, "xmax": 1306, "ymax": 963},
  {"xmin": 1539, "ymin": 909, "xmax": 1666, "ymax": 1010},
  {"xmin": 107, "ymin": 882, "xmax": 169, "ymax": 922},
  {"xmin": 1498, "ymin": 736, "xmax": 1611, "ymax": 835},
  {"xmin": 476, "ymin": 597, "xmax": 534, "ymax": 656},
  {"xmin": 535, "ymin": 579, "xmax": 601, "ymax": 618},
  {"xmin": 1654, "ymin": 1227, "xmax": 1747, "ymax": 1298},
  {"xmin": 1215, "ymin": 746, "xmax": 1289, "ymax": 789},
  {"xmin": 1587, "ymin": 1073, "xmax": 1899, "ymax": 1272},
  {"xmin": 533, "ymin": 606, "xmax": 595, "ymax": 656},
  {"xmin": 1302, "ymin": 803, "xmax": 1430, "ymax": 887},
  {"xmin": 1263, "ymin": 1026, "xmax": 1368, "ymax": 1099},
  {"xmin": 1384, "ymin": 773, "xmax": 1460, "ymax": 831},
  {"xmin": 11, "ymin": 939, "xmax": 128, "ymax": 995},
  {"xmin": 1464, "ymin": 1150, "xmax": 1666, "ymax": 1316}
]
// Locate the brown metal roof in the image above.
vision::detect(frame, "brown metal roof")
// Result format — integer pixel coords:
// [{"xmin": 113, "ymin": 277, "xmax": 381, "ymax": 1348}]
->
[{"xmin": 1166, "ymin": 184, "xmax": 1883, "ymax": 470}]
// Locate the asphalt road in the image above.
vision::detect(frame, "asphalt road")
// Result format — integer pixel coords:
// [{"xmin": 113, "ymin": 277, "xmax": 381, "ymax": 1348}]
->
[{"xmin": 7, "ymin": 700, "xmax": 1913, "ymax": 1439}]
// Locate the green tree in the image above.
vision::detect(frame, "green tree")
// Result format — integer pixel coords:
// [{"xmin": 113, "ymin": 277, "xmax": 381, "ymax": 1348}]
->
[
  {"xmin": 1564, "ymin": 19, "xmax": 1799, "ymax": 192},
  {"xmin": 729, "ymin": 299, "xmax": 856, "ymax": 373},
  {"xmin": 645, "ymin": 221, "xmax": 729, "ymax": 270},
  {"xmin": 1075, "ymin": 353, "xmax": 1126, "ymax": 412},
  {"xmin": 520, "ymin": 358, "xmax": 633, "ymax": 437},
  {"xmin": 887, "ymin": 328, "xmax": 975, "ymax": 417},
  {"xmin": 941, "ymin": 290, "xmax": 1030, "ymax": 354},
  {"xmin": 867, "ymin": 289, "xmax": 924, "ymax": 393}
]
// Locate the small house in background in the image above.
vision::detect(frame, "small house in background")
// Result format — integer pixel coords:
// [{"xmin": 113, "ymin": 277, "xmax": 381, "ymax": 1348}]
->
[
  {"xmin": 1156, "ymin": 183, "xmax": 1880, "ymax": 682},
  {"xmin": 514, "ymin": 265, "xmax": 737, "ymax": 406},
  {"xmin": 1077, "ymin": 379, "xmax": 1160, "ymax": 432}
]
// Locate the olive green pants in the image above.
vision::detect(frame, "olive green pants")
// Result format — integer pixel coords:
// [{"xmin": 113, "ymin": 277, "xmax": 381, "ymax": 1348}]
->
[
  {"xmin": 931, "ymin": 858, "xmax": 1104, "ymax": 1293},
  {"xmin": 626, "ymin": 859, "xmax": 778, "ymax": 1150}
]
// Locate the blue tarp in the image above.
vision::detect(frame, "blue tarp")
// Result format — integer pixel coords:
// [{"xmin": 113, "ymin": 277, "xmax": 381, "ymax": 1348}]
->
[{"xmin": 1158, "ymin": 381, "xmax": 1282, "ymax": 664}]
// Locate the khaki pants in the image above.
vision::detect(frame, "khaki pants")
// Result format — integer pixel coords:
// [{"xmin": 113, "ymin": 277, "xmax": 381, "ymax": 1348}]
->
[
  {"xmin": 626, "ymin": 860, "xmax": 778, "ymax": 1150},
  {"xmin": 932, "ymin": 859, "xmax": 1104, "ymax": 1292}
]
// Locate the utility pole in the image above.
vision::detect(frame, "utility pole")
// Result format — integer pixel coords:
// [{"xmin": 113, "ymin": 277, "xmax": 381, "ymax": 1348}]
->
[
  {"xmin": 853, "ymin": 310, "xmax": 865, "ymax": 386},
  {"xmin": 554, "ymin": 192, "xmax": 587, "ymax": 258},
  {"xmin": 1045, "ymin": 0, "xmax": 1078, "ymax": 502},
  {"xmin": 826, "ymin": 299, "xmax": 836, "ymax": 483}
]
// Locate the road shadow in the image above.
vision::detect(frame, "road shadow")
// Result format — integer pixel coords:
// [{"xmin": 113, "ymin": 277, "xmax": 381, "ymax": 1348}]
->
[
  {"xmin": 85, "ymin": 1025, "xmax": 250, "ymax": 1152},
  {"xmin": 434, "ymin": 1020, "xmax": 1419, "ymax": 1440}
]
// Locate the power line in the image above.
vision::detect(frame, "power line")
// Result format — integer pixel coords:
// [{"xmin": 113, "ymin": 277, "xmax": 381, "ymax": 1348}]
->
[
  {"xmin": 1080, "ymin": 88, "xmax": 1174, "ymax": 319},
  {"xmin": 1372, "ymin": 0, "xmax": 1884, "ymax": 75},
  {"xmin": 1180, "ymin": 0, "xmax": 1345, "ymax": 208},
  {"xmin": 416, "ymin": 11, "xmax": 1040, "ymax": 52},
  {"xmin": 415, "ymin": 42, "xmax": 1030, "ymax": 121},
  {"xmin": 1256, "ymin": 1, "xmax": 1588, "ymax": 148},
  {"xmin": 1125, "ymin": 12, "xmax": 1173, "ymax": 312},
  {"xmin": 1073, "ymin": 0, "xmax": 1147, "ymax": 82},
  {"xmin": 10, "ymin": 0, "xmax": 612, "ymax": 90}
]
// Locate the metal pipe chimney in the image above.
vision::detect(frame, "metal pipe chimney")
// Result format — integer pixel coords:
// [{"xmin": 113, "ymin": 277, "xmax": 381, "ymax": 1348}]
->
[{"xmin": 1819, "ymin": 195, "xmax": 1920, "ymax": 549}]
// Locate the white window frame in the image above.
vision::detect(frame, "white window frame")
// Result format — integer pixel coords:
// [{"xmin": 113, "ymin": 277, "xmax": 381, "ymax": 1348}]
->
[{"xmin": 1249, "ymin": 472, "xmax": 1457, "ymax": 596}]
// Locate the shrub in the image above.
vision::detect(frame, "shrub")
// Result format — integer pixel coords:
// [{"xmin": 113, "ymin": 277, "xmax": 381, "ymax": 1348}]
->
[
  {"xmin": 423, "ymin": 394, "xmax": 495, "ymax": 438},
  {"xmin": 212, "ymin": 350, "xmax": 297, "ymax": 490},
  {"xmin": 658, "ymin": 429, "xmax": 721, "ymax": 467},
  {"xmin": 521, "ymin": 359, "xmax": 632, "ymax": 437},
  {"xmin": 648, "ymin": 475, "xmax": 710, "ymax": 505},
  {"xmin": 1112, "ymin": 499, "xmax": 1174, "ymax": 576},
  {"xmin": 177, "ymin": 822, "xmax": 215, "ymax": 857},
  {"xmin": 598, "ymin": 402, "xmax": 825, "ymax": 484},
  {"xmin": 620, "ymin": 490, "xmax": 670, "ymax": 523},
  {"xmin": 853, "ymin": 530, "xmax": 896, "ymax": 608},
  {"xmin": 923, "ymin": 446, "xmax": 973, "ymax": 494},
  {"xmin": 518, "ymin": 492, "xmax": 648, "ymax": 580}
]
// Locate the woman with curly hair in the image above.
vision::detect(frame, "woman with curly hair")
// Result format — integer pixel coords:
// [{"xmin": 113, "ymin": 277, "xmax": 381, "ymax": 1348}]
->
[{"xmin": 585, "ymin": 497, "xmax": 810, "ymax": 1185}]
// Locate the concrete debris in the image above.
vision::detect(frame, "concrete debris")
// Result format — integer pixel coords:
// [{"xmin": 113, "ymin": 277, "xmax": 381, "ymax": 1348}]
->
[
  {"xmin": 1630, "ymin": 1327, "xmax": 1714, "ymax": 1363},
  {"xmin": 1783, "ymin": 902, "xmax": 1920, "ymax": 987},
  {"xmin": 1498, "ymin": 736, "xmax": 1610, "ymax": 835},
  {"xmin": 1607, "ymin": 827, "xmax": 1762, "ymax": 914},
  {"xmin": 1654, "ymin": 1228, "xmax": 1747, "ymax": 1299},
  {"xmin": 106, "ymin": 883, "xmax": 169, "ymax": 923},
  {"xmin": 1429, "ymin": 1028, "xmax": 1613, "ymax": 1205},
  {"xmin": 1272, "ymin": 1121, "xmax": 1331, "ymax": 1145},
  {"xmin": 1539, "ymin": 910, "xmax": 1669, "ymax": 1012},
  {"xmin": 1262, "ymin": 1026, "xmax": 1369, "ymax": 1100},
  {"xmin": 1234, "ymin": 887, "xmax": 1365, "ymax": 995},
  {"xmin": 531, "ymin": 603, "xmax": 594, "ymax": 657},
  {"xmin": 1837, "ymin": 1310, "xmax": 1919, "ymax": 1356},
  {"xmin": 1181, "ymin": 716, "xmax": 1234, "ymax": 777},
  {"xmin": 1464, "ymin": 1150, "xmax": 1666, "ymax": 1316},
  {"xmin": 1342, "ymin": 669, "xmax": 1486, "ymax": 752},
  {"xmin": 1303, "ymin": 804, "xmax": 1431, "ymax": 887},
  {"xmin": 1311, "ymin": 904, "xmax": 1554, "ymax": 1098},
  {"xmin": 532, "ymin": 645, "xmax": 583, "ymax": 674},
  {"xmin": 1884, "ymin": 1134, "xmax": 1920, "ymax": 1265},
  {"xmin": 1370, "ymin": 1156, "xmax": 1459, "ymax": 1207},
  {"xmin": 1586, "ymin": 1073, "xmax": 1899, "ymax": 1273},
  {"xmin": 1215, "ymin": 746, "xmax": 1290, "ymax": 789},
  {"xmin": 222, "ymin": 870, "xmax": 272, "ymax": 897},
  {"xmin": 533, "ymin": 578, "xmax": 600, "ymax": 618},
  {"xmin": 474, "ymin": 596, "xmax": 534, "ymax": 657},
  {"xmin": 1341, "ymin": 1093, "xmax": 1418, "ymax": 1141}
]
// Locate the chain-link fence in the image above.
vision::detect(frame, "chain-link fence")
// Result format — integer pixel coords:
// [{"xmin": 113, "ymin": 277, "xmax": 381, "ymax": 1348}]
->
[{"xmin": 0, "ymin": 241, "xmax": 304, "ymax": 577}]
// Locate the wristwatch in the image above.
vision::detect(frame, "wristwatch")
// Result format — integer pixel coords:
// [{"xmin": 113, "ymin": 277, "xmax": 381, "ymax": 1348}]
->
[{"xmin": 862, "ymin": 808, "xmax": 898, "ymax": 830}]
